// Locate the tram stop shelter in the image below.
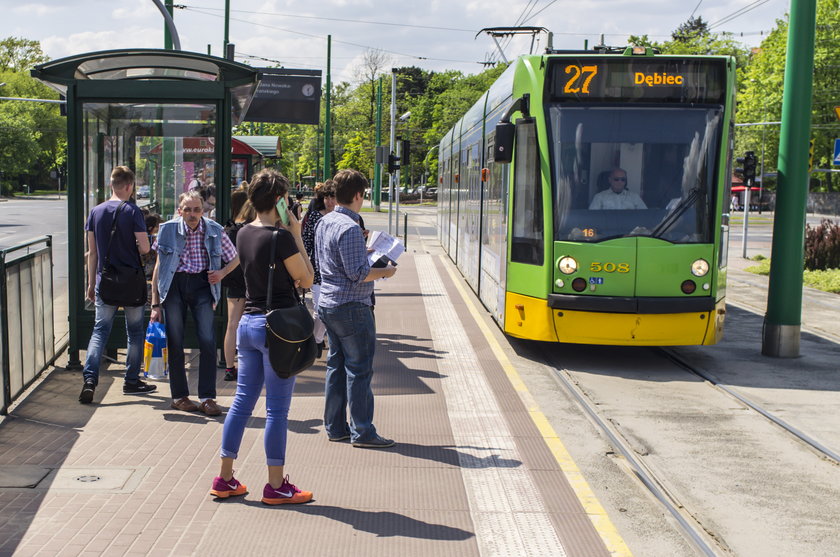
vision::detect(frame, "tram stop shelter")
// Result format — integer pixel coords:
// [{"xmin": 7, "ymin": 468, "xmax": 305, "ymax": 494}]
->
[{"xmin": 31, "ymin": 49, "xmax": 261, "ymax": 367}]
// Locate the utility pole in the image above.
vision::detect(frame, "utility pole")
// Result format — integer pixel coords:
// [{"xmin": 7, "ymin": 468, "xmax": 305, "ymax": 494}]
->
[
  {"xmin": 323, "ymin": 35, "xmax": 332, "ymax": 183},
  {"xmin": 388, "ymin": 69, "xmax": 397, "ymax": 234},
  {"xmin": 163, "ymin": 0, "xmax": 174, "ymax": 50},
  {"xmin": 762, "ymin": 0, "xmax": 817, "ymax": 358},
  {"xmin": 223, "ymin": 0, "xmax": 230, "ymax": 56},
  {"xmin": 374, "ymin": 77, "xmax": 382, "ymax": 212}
]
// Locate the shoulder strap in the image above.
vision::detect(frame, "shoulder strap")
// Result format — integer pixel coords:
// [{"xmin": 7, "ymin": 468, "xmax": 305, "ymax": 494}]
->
[
  {"xmin": 266, "ymin": 230, "xmax": 277, "ymax": 310},
  {"xmin": 104, "ymin": 201, "xmax": 127, "ymax": 266},
  {"xmin": 265, "ymin": 229, "xmax": 303, "ymax": 311}
]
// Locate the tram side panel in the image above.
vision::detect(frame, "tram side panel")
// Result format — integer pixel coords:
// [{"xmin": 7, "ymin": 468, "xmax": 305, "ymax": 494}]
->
[{"xmin": 478, "ymin": 103, "xmax": 512, "ymax": 327}]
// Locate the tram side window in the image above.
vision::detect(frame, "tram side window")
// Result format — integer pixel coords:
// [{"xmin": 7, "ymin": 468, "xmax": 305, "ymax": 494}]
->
[{"xmin": 511, "ymin": 120, "xmax": 543, "ymax": 265}]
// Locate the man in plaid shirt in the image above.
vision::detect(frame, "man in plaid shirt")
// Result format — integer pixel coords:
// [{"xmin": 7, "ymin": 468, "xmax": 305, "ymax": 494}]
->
[
  {"xmin": 151, "ymin": 191, "xmax": 239, "ymax": 416},
  {"xmin": 316, "ymin": 169, "xmax": 397, "ymax": 448}
]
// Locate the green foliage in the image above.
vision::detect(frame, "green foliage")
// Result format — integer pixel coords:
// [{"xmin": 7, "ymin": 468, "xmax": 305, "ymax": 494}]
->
[
  {"xmin": 0, "ymin": 56, "xmax": 64, "ymax": 194},
  {"xmin": 804, "ymin": 219, "xmax": 840, "ymax": 270},
  {"xmin": 735, "ymin": 0, "xmax": 840, "ymax": 192},
  {"xmin": 802, "ymin": 269, "xmax": 840, "ymax": 293},
  {"xmin": 744, "ymin": 259, "xmax": 772, "ymax": 275},
  {"xmin": 0, "ymin": 37, "xmax": 49, "ymax": 72}
]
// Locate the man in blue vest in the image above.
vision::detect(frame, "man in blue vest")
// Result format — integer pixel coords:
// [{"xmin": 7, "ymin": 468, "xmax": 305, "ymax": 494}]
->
[{"xmin": 150, "ymin": 191, "xmax": 239, "ymax": 416}]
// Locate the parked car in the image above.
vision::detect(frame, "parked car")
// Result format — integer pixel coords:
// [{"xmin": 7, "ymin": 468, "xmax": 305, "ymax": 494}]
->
[{"xmin": 136, "ymin": 185, "xmax": 150, "ymax": 198}]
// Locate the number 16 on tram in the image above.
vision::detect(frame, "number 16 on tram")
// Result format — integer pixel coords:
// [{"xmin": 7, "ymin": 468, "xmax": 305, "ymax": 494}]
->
[{"xmin": 437, "ymin": 48, "xmax": 736, "ymax": 345}]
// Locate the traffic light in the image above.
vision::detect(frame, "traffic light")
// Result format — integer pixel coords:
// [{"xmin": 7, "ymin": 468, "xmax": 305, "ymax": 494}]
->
[
  {"xmin": 401, "ymin": 139, "xmax": 410, "ymax": 167},
  {"xmin": 388, "ymin": 152, "xmax": 400, "ymax": 173},
  {"xmin": 736, "ymin": 151, "xmax": 757, "ymax": 185}
]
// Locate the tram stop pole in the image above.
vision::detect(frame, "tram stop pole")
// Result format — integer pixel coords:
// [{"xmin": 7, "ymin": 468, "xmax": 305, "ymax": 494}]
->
[{"xmin": 762, "ymin": 0, "xmax": 817, "ymax": 357}]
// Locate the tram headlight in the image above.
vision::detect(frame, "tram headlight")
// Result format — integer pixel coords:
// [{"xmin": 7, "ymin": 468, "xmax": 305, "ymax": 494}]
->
[
  {"xmin": 557, "ymin": 256, "xmax": 578, "ymax": 275},
  {"xmin": 690, "ymin": 258, "xmax": 710, "ymax": 277}
]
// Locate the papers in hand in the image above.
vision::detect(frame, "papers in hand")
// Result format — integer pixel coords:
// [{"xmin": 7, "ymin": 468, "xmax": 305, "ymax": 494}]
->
[{"xmin": 367, "ymin": 230, "xmax": 404, "ymax": 270}]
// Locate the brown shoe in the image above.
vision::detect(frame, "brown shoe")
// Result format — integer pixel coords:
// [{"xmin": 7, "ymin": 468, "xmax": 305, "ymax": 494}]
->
[
  {"xmin": 199, "ymin": 399, "xmax": 222, "ymax": 416},
  {"xmin": 171, "ymin": 397, "xmax": 199, "ymax": 412}
]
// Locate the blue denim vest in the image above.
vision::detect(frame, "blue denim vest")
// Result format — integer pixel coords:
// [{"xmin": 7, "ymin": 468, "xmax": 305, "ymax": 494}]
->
[{"xmin": 156, "ymin": 217, "xmax": 225, "ymax": 305}]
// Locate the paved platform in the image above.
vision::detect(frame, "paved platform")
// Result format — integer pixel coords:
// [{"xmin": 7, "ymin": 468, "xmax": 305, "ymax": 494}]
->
[{"xmin": 0, "ymin": 206, "xmax": 837, "ymax": 557}]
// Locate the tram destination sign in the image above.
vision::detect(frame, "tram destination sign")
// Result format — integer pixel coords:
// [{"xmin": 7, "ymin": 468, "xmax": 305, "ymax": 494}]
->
[
  {"xmin": 244, "ymin": 68, "xmax": 322, "ymax": 125},
  {"xmin": 548, "ymin": 58, "xmax": 727, "ymax": 105}
]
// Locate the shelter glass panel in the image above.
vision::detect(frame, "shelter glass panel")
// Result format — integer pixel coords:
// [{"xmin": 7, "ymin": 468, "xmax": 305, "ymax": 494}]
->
[{"xmin": 82, "ymin": 101, "xmax": 218, "ymax": 309}]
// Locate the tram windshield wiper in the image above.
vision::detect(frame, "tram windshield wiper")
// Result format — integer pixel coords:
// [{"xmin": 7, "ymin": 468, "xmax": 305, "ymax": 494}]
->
[{"xmin": 650, "ymin": 187, "xmax": 703, "ymax": 239}]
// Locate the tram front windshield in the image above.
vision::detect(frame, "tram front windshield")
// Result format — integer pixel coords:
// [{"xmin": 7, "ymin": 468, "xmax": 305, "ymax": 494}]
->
[{"xmin": 548, "ymin": 106, "xmax": 723, "ymax": 244}]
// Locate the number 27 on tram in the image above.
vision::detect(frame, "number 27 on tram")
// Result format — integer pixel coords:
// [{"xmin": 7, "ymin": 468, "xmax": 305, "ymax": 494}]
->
[{"xmin": 437, "ymin": 49, "xmax": 736, "ymax": 345}]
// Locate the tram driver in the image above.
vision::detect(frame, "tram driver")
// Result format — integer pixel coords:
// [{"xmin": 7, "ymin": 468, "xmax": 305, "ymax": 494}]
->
[{"xmin": 588, "ymin": 168, "xmax": 647, "ymax": 210}]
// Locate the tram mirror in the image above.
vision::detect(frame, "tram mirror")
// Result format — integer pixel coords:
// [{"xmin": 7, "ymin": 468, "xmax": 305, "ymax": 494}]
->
[{"xmin": 494, "ymin": 122, "xmax": 515, "ymax": 164}]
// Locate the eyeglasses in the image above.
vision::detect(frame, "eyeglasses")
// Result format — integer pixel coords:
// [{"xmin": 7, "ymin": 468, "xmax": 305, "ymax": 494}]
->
[
  {"xmin": 180, "ymin": 207, "xmax": 203, "ymax": 213},
  {"xmin": 611, "ymin": 177, "xmax": 627, "ymax": 182}
]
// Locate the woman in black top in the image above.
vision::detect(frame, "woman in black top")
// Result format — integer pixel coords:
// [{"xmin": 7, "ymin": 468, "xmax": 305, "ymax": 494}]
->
[
  {"xmin": 211, "ymin": 169, "xmax": 315, "ymax": 505},
  {"xmin": 221, "ymin": 184, "xmax": 253, "ymax": 381}
]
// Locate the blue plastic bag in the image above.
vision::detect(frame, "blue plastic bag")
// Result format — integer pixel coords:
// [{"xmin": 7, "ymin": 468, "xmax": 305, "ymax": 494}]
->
[{"xmin": 143, "ymin": 321, "xmax": 168, "ymax": 380}]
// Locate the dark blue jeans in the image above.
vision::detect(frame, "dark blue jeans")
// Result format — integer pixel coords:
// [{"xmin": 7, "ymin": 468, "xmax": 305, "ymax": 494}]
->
[
  {"xmin": 162, "ymin": 272, "xmax": 216, "ymax": 400},
  {"xmin": 318, "ymin": 302, "xmax": 378, "ymax": 443}
]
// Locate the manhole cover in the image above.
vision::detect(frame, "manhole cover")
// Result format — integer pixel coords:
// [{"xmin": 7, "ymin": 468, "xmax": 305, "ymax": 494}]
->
[{"xmin": 76, "ymin": 475, "xmax": 101, "ymax": 483}]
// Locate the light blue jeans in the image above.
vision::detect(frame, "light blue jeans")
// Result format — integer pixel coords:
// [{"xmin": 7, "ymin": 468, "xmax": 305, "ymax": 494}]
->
[
  {"xmin": 318, "ymin": 302, "xmax": 378, "ymax": 443},
  {"xmin": 220, "ymin": 313, "xmax": 296, "ymax": 466},
  {"xmin": 82, "ymin": 294, "xmax": 145, "ymax": 385}
]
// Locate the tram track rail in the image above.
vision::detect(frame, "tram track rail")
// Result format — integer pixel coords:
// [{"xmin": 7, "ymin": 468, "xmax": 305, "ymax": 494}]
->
[
  {"xmin": 547, "ymin": 359, "xmax": 724, "ymax": 557},
  {"xmin": 543, "ymin": 343, "xmax": 840, "ymax": 557},
  {"xmin": 656, "ymin": 347, "xmax": 840, "ymax": 466}
]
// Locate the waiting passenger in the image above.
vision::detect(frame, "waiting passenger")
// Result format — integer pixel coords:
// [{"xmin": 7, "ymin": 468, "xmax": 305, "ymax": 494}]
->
[{"xmin": 589, "ymin": 168, "xmax": 647, "ymax": 210}]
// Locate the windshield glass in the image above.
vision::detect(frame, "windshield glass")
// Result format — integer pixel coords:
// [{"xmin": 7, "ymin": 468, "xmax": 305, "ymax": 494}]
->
[{"xmin": 548, "ymin": 105, "xmax": 723, "ymax": 243}]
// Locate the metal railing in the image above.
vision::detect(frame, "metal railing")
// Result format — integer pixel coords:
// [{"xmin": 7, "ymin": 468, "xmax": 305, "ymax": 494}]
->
[{"xmin": 0, "ymin": 236, "xmax": 62, "ymax": 414}]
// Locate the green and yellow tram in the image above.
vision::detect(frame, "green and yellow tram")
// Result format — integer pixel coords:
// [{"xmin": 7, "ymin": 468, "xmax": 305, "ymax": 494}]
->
[{"xmin": 438, "ymin": 48, "xmax": 736, "ymax": 345}]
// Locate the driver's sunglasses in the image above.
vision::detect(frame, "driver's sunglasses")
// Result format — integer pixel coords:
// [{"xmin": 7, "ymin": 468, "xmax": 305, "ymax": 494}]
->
[{"xmin": 611, "ymin": 177, "xmax": 627, "ymax": 182}]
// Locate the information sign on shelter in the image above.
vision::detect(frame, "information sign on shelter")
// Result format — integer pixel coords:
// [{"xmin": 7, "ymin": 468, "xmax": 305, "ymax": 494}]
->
[
  {"xmin": 833, "ymin": 139, "xmax": 840, "ymax": 166},
  {"xmin": 244, "ymin": 68, "xmax": 322, "ymax": 125}
]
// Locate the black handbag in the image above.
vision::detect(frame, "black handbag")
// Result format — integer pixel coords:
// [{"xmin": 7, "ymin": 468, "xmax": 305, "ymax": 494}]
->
[
  {"xmin": 264, "ymin": 230, "xmax": 316, "ymax": 379},
  {"xmin": 98, "ymin": 202, "xmax": 147, "ymax": 307}
]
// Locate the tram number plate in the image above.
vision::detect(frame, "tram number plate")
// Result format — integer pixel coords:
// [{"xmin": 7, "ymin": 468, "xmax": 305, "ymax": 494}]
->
[{"xmin": 589, "ymin": 277, "xmax": 604, "ymax": 285}]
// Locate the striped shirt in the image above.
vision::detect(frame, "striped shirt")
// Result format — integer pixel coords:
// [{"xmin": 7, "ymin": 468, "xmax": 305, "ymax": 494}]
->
[{"xmin": 315, "ymin": 206, "xmax": 373, "ymax": 308}]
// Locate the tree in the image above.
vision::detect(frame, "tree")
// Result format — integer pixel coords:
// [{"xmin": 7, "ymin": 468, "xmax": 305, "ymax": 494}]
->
[
  {"xmin": 361, "ymin": 49, "xmax": 391, "ymax": 126},
  {"xmin": 735, "ymin": 0, "xmax": 840, "ymax": 191},
  {"xmin": 0, "ymin": 37, "xmax": 49, "ymax": 72},
  {"xmin": 672, "ymin": 16, "xmax": 710, "ymax": 42}
]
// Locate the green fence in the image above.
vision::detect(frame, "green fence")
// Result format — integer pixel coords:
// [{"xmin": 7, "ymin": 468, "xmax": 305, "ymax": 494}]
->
[{"xmin": 0, "ymin": 236, "xmax": 63, "ymax": 414}]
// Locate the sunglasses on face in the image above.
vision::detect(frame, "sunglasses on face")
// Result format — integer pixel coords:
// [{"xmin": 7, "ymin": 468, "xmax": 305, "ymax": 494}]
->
[{"xmin": 611, "ymin": 177, "xmax": 627, "ymax": 182}]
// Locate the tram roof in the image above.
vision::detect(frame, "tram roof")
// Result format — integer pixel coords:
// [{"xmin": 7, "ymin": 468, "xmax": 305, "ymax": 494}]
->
[{"xmin": 31, "ymin": 48, "xmax": 260, "ymax": 95}]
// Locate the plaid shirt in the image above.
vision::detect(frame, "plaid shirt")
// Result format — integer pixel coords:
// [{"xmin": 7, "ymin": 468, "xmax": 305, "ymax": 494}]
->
[
  {"xmin": 315, "ymin": 206, "xmax": 373, "ymax": 308},
  {"xmin": 152, "ymin": 218, "xmax": 237, "ymax": 273}
]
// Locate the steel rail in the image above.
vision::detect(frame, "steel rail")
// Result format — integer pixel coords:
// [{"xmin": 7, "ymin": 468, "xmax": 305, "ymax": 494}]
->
[
  {"xmin": 548, "ymin": 363, "xmax": 721, "ymax": 557},
  {"xmin": 658, "ymin": 348, "xmax": 840, "ymax": 465}
]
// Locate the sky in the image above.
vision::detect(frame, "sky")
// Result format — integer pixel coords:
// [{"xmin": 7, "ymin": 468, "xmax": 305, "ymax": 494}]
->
[{"xmin": 2, "ymin": 0, "xmax": 789, "ymax": 84}]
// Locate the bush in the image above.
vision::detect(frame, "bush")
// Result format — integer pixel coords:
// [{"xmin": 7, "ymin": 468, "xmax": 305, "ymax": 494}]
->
[{"xmin": 804, "ymin": 219, "xmax": 840, "ymax": 271}]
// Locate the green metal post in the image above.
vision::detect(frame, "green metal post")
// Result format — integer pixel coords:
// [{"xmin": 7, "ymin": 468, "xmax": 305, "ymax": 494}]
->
[
  {"xmin": 762, "ymin": 0, "xmax": 817, "ymax": 357},
  {"xmin": 323, "ymin": 35, "xmax": 332, "ymax": 182},
  {"xmin": 65, "ymin": 84, "xmax": 82, "ymax": 368},
  {"xmin": 164, "ymin": 0, "xmax": 174, "ymax": 50},
  {"xmin": 374, "ymin": 76, "xmax": 382, "ymax": 211},
  {"xmin": 223, "ymin": 0, "xmax": 230, "ymax": 56}
]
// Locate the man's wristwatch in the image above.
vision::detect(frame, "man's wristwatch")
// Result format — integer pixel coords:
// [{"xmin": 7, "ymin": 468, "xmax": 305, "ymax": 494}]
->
[{"xmin": 152, "ymin": 304, "xmax": 160, "ymax": 308}]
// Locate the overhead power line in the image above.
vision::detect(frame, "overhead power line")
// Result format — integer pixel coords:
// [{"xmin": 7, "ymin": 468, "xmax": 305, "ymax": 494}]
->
[
  {"xmin": 179, "ymin": 4, "xmax": 475, "ymax": 33},
  {"xmin": 708, "ymin": 0, "xmax": 772, "ymax": 30}
]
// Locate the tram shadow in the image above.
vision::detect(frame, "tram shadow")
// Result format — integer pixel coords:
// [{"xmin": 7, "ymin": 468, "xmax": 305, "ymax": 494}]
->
[{"xmin": 510, "ymin": 304, "xmax": 840, "ymax": 395}]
